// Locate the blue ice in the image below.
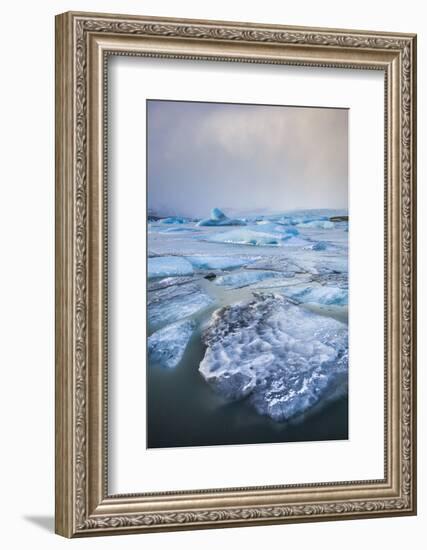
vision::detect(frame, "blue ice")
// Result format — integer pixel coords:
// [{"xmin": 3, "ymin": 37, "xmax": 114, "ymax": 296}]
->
[
  {"xmin": 297, "ymin": 220, "xmax": 335, "ymax": 229},
  {"xmin": 148, "ymin": 256, "xmax": 194, "ymax": 279},
  {"xmin": 148, "ymin": 284, "xmax": 215, "ymax": 327},
  {"xmin": 159, "ymin": 216, "xmax": 188, "ymax": 224},
  {"xmin": 148, "ymin": 319, "xmax": 195, "ymax": 368},
  {"xmin": 185, "ymin": 255, "xmax": 254, "ymax": 271},
  {"xmin": 214, "ymin": 270, "xmax": 283, "ymax": 289},
  {"xmin": 197, "ymin": 208, "xmax": 246, "ymax": 227},
  {"xmin": 206, "ymin": 228, "xmax": 308, "ymax": 247},
  {"xmin": 281, "ymin": 284, "xmax": 348, "ymax": 306}
]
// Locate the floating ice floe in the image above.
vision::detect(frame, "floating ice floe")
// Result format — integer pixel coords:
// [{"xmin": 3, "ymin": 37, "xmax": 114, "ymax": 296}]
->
[
  {"xmin": 280, "ymin": 284, "xmax": 348, "ymax": 306},
  {"xmin": 199, "ymin": 293, "xmax": 348, "ymax": 421},
  {"xmin": 185, "ymin": 255, "xmax": 255, "ymax": 271},
  {"xmin": 246, "ymin": 256, "xmax": 301, "ymax": 275},
  {"xmin": 159, "ymin": 226, "xmax": 199, "ymax": 234},
  {"xmin": 148, "ymin": 281, "xmax": 202, "ymax": 305},
  {"xmin": 159, "ymin": 216, "xmax": 188, "ymax": 224},
  {"xmin": 297, "ymin": 220, "xmax": 335, "ymax": 229},
  {"xmin": 148, "ymin": 256, "xmax": 194, "ymax": 279},
  {"xmin": 214, "ymin": 270, "xmax": 283, "ymax": 289},
  {"xmin": 251, "ymin": 222, "xmax": 299, "ymax": 236},
  {"xmin": 206, "ymin": 228, "xmax": 307, "ymax": 247},
  {"xmin": 197, "ymin": 208, "xmax": 246, "ymax": 227},
  {"xmin": 148, "ymin": 319, "xmax": 195, "ymax": 368},
  {"xmin": 148, "ymin": 275, "xmax": 196, "ymax": 292},
  {"xmin": 148, "ymin": 284, "xmax": 215, "ymax": 327}
]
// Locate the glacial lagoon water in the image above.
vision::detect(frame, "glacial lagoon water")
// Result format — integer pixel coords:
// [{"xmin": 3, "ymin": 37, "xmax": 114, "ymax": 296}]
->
[{"xmin": 147, "ymin": 209, "xmax": 349, "ymax": 448}]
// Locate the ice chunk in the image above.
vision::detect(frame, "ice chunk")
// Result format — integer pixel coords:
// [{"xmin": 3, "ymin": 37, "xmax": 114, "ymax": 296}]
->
[
  {"xmin": 148, "ymin": 319, "xmax": 195, "ymax": 368},
  {"xmin": 251, "ymin": 223, "xmax": 299, "ymax": 236},
  {"xmin": 148, "ymin": 256, "xmax": 194, "ymax": 279},
  {"xmin": 197, "ymin": 208, "xmax": 246, "ymax": 227},
  {"xmin": 159, "ymin": 216, "xmax": 188, "ymax": 224},
  {"xmin": 159, "ymin": 226, "xmax": 198, "ymax": 234},
  {"xmin": 206, "ymin": 228, "xmax": 308, "ymax": 247},
  {"xmin": 148, "ymin": 275, "xmax": 196, "ymax": 292},
  {"xmin": 297, "ymin": 220, "xmax": 335, "ymax": 229},
  {"xmin": 214, "ymin": 270, "xmax": 283, "ymax": 289},
  {"xmin": 304, "ymin": 241, "xmax": 328, "ymax": 251},
  {"xmin": 148, "ymin": 285, "xmax": 215, "ymax": 327},
  {"xmin": 207, "ymin": 228, "xmax": 280, "ymax": 246},
  {"xmin": 185, "ymin": 255, "xmax": 255, "ymax": 271},
  {"xmin": 280, "ymin": 284, "xmax": 348, "ymax": 306},
  {"xmin": 246, "ymin": 256, "xmax": 301, "ymax": 275},
  {"xmin": 148, "ymin": 281, "xmax": 202, "ymax": 306},
  {"xmin": 199, "ymin": 293, "xmax": 348, "ymax": 421}
]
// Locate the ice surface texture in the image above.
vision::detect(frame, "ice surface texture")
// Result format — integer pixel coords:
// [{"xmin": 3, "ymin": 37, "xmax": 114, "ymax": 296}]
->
[
  {"xmin": 148, "ymin": 319, "xmax": 195, "ymax": 368},
  {"xmin": 297, "ymin": 220, "xmax": 335, "ymax": 229},
  {"xmin": 199, "ymin": 293, "xmax": 348, "ymax": 421},
  {"xmin": 159, "ymin": 216, "xmax": 188, "ymax": 224},
  {"xmin": 280, "ymin": 284, "xmax": 348, "ymax": 306},
  {"xmin": 214, "ymin": 270, "xmax": 284, "ymax": 289},
  {"xmin": 148, "ymin": 282, "xmax": 215, "ymax": 327},
  {"xmin": 206, "ymin": 227, "xmax": 306, "ymax": 247},
  {"xmin": 148, "ymin": 256, "xmax": 194, "ymax": 279},
  {"xmin": 197, "ymin": 208, "xmax": 246, "ymax": 227},
  {"xmin": 186, "ymin": 255, "xmax": 254, "ymax": 271}
]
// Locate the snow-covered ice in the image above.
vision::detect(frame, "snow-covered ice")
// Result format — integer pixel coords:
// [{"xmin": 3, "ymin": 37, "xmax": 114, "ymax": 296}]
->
[
  {"xmin": 148, "ymin": 319, "xmax": 195, "ymax": 368},
  {"xmin": 199, "ymin": 293, "xmax": 348, "ymax": 421},
  {"xmin": 148, "ymin": 256, "xmax": 194, "ymax": 279}
]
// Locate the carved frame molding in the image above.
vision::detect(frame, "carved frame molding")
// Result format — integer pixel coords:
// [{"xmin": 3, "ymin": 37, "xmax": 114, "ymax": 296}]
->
[{"xmin": 55, "ymin": 11, "xmax": 416, "ymax": 537}]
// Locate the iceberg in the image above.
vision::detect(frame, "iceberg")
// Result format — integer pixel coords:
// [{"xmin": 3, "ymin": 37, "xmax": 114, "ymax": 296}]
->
[
  {"xmin": 148, "ymin": 319, "xmax": 195, "ymax": 368},
  {"xmin": 148, "ymin": 256, "xmax": 194, "ymax": 279},
  {"xmin": 185, "ymin": 255, "xmax": 255, "ymax": 271},
  {"xmin": 197, "ymin": 208, "xmax": 246, "ymax": 227},
  {"xmin": 199, "ymin": 293, "xmax": 348, "ymax": 421},
  {"xmin": 214, "ymin": 270, "xmax": 283, "ymax": 289},
  {"xmin": 148, "ymin": 284, "xmax": 215, "ymax": 327}
]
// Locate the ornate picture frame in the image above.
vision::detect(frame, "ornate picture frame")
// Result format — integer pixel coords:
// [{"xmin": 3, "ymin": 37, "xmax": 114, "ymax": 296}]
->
[{"xmin": 55, "ymin": 11, "xmax": 417, "ymax": 537}]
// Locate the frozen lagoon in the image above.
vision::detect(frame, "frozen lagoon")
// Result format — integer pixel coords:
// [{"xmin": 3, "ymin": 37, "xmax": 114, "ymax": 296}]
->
[{"xmin": 147, "ymin": 209, "xmax": 348, "ymax": 447}]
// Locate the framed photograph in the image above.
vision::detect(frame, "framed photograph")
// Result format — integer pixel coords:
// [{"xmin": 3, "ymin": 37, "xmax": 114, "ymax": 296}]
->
[{"xmin": 55, "ymin": 11, "xmax": 417, "ymax": 537}]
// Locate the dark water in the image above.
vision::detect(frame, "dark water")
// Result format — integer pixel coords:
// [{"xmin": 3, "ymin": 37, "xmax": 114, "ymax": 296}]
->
[{"xmin": 147, "ymin": 282, "xmax": 348, "ymax": 449}]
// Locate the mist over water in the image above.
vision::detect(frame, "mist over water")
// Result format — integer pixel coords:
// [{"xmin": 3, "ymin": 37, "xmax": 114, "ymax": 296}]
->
[{"xmin": 147, "ymin": 100, "xmax": 348, "ymax": 218}]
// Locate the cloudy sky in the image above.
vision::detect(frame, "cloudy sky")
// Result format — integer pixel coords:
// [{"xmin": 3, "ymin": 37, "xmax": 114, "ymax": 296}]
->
[{"xmin": 147, "ymin": 100, "xmax": 348, "ymax": 218}]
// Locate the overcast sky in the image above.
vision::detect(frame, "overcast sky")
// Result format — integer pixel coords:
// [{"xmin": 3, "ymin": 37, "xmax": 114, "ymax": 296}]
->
[{"xmin": 147, "ymin": 100, "xmax": 348, "ymax": 218}]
